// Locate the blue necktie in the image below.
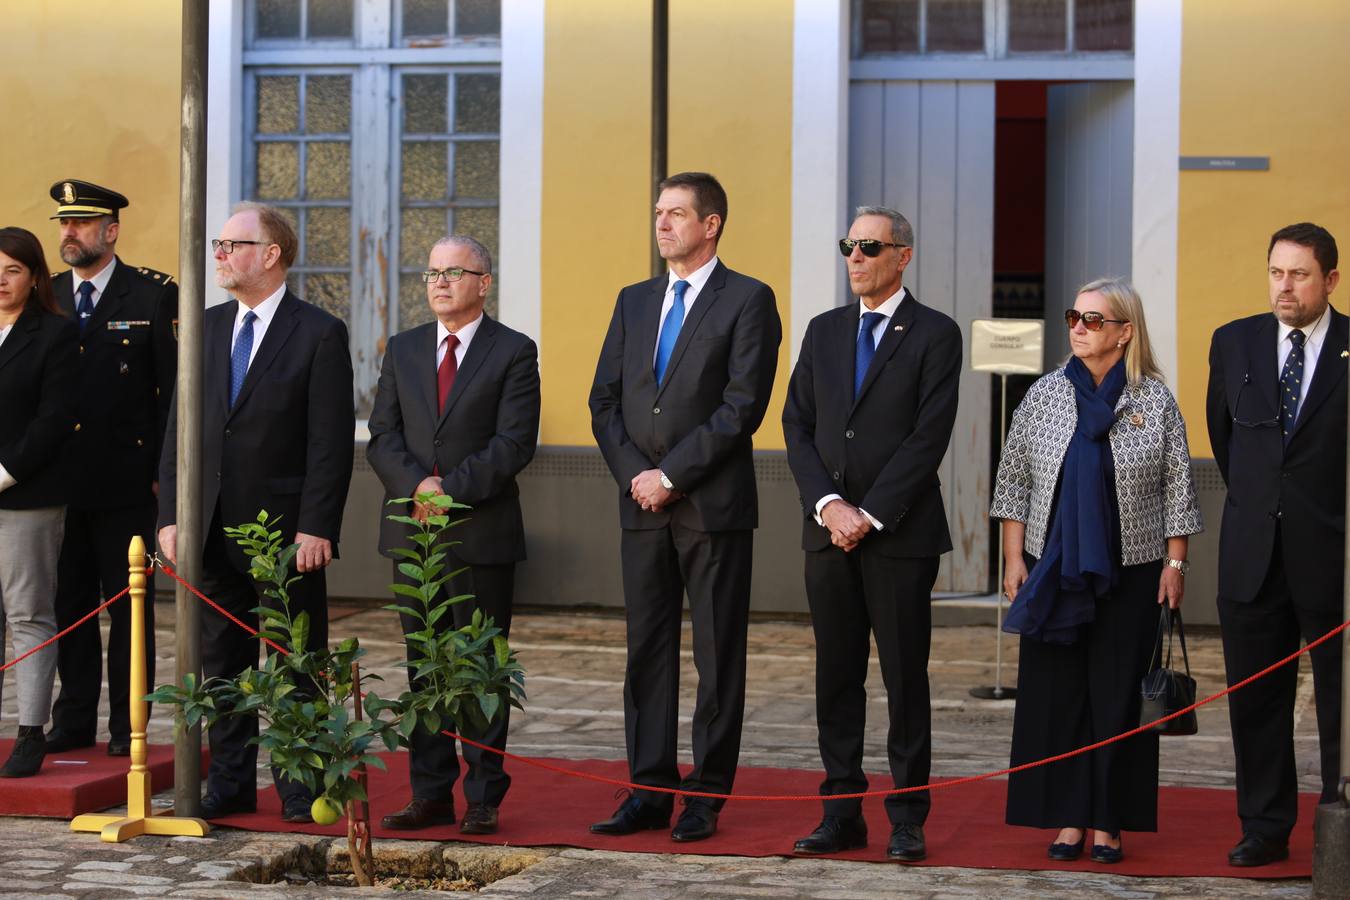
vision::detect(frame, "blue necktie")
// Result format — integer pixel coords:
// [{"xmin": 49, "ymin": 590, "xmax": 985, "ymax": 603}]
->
[
  {"xmin": 76, "ymin": 281, "xmax": 95, "ymax": 334},
  {"xmin": 1279, "ymin": 329, "xmax": 1306, "ymax": 443},
  {"xmin": 855, "ymin": 311, "xmax": 886, "ymax": 399},
  {"xmin": 654, "ymin": 279, "xmax": 690, "ymax": 384},
  {"xmin": 229, "ymin": 310, "xmax": 258, "ymax": 407}
]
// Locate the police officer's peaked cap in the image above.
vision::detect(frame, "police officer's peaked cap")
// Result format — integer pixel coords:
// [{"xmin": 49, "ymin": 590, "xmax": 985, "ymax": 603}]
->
[{"xmin": 49, "ymin": 179, "xmax": 129, "ymax": 219}]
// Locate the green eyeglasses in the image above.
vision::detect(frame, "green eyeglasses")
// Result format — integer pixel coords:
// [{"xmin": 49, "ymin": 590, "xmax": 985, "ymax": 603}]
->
[{"xmin": 422, "ymin": 267, "xmax": 487, "ymax": 284}]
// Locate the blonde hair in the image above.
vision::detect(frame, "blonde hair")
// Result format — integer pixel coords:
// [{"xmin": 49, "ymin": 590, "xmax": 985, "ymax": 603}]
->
[{"xmin": 1076, "ymin": 276, "xmax": 1163, "ymax": 385}]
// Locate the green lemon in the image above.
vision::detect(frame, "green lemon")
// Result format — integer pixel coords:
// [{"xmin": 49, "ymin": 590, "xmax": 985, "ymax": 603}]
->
[{"xmin": 311, "ymin": 795, "xmax": 342, "ymax": 826}]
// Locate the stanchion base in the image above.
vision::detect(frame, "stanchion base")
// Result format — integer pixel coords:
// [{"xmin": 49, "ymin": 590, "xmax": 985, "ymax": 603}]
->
[
  {"xmin": 969, "ymin": 686, "xmax": 1018, "ymax": 700},
  {"xmin": 1313, "ymin": 801, "xmax": 1350, "ymax": 898},
  {"xmin": 71, "ymin": 810, "xmax": 210, "ymax": 843}
]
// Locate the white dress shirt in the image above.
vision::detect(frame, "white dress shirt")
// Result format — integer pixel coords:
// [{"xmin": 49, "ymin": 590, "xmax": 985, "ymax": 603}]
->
[
  {"xmin": 436, "ymin": 313, "xmax": 483, "ymax": 369},
  {"xmin": 1276, "ymin": 302, "xmax": 1332, "ymax": 411},
  {"xmin": 652, "ymin": 255, "xmax": 719, "ymax": 366},
  {"xmin": 231, "ymin": 282, "xmax": 287, "ymax": 371},
  {"xmin": 812, "ymin": 287, "xmax": 911, "ymax": 532}
]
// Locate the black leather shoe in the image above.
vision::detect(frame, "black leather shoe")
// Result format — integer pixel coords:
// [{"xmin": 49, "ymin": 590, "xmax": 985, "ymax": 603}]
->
[
  {"xmin": 1228, "ymin": 833, "xmax": 1289, "ymax": 867},
  {"xmin": 43, "ymin": 729, "xmax": 95, "ymax": 754},
  {"xmin": 1091, "ymin": 832, "xmax": 1124, "ymax": 864},
  {"xmin": 200, "ymin": 791, "xmax": 257, "ymax": 818},
  {"xmin": 887, "ymin": 822, "xmax": 926, "ymax": 862},
  {"xmin": 1047, "ymin": 830, "xmax": 1086, "ymax": 860},
  {"xmin": 590, "ymin": 794, "xmax": 671, "ymax": 835},
  {"xmin": 382, "ymin": 797, "xmax": 456, "ymax": 830},
  {"xmin": 0, "ymin": 727, "xmax": 46, "ymax": 778},
  {"xmin": 460, "ymin": 803, "xmax": 499, "ymax": 835},
  {"xmin": 793, "ymin": 815, "xmax": 868, "ymax": 855},
  {"xmin": 282, "ymin": 795, "xmax": 314, "ymax": 824},
  {"xmin": 671, "ymin": 798, "xmax": 719, "ymax": 842},
  {"xmin": 106, "ymin": 738, "xmax": 131, "ymax": 757}
]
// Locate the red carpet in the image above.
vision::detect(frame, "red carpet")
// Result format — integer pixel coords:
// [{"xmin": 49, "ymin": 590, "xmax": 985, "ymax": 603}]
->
[
  {"xmin": 0, "ymin": 740, "xmax": 202, "ymax": 818},
  {"xmin": 209, "ymin": 752, "xmax": 1317, "ymax": 878}
]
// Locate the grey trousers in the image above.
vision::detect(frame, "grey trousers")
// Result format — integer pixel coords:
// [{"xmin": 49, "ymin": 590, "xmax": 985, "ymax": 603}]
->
[{"xmin": 0, "ymin": 506, "xmax": 65, "ymax": 726}]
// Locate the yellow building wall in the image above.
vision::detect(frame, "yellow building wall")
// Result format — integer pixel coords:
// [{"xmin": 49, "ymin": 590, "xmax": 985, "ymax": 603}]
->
[
  {"xmin": 0, "ymin": 2, "xmax": 181, "ymax": 277},
  {"xmin": 1177, "ymin": 0, "xmax": 1350, "ymax": 457},
  {"xmin": 538, "ymin": 0, "xmax": 795, "ymax": 449}
]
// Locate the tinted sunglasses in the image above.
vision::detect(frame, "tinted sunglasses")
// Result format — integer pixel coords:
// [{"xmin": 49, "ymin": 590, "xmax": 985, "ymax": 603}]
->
[
  {"xmin": 839, "ymin": 238, "xmax": 908, "ymax": 258},
  {"xmin": 1064, "ymin": 309, "xmax": 1128, "ymax": 331}
]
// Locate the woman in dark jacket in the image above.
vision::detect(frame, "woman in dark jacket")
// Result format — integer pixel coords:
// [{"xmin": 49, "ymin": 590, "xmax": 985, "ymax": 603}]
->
[
  {"xmin": 990, "ymin": 277, "xmax": 1203, "ymax": 862},
  {"xmin": 0, "ymin": 226, "xmax": 78, "ymax": 777}
]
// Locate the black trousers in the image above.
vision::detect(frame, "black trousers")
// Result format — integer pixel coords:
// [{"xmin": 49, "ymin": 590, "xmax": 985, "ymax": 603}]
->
[
  {"xmin": 197, "ymin": 513, "xmax": 328, "ymax": 804},
  {"xmin": 620, "ymin": 525, "xmax": 753, "ymax": 811},
  {"xmin": 1219, "ymin": 540, "xmax": 1343, "ymax": 842},
  {"xmin": 805, "ymin": 544, "xmax": 938, "ymax": 826},
  {"xmin": 393, "ymin": 554, "xmax": 515, "ymax": 807},
  {"xmin": 1006, "ymin": 556, "xmax": 1162, "ymax": 833},
  {"xmin": 51, "ymin": 502, "xmax": 157, "ymax": 742}
]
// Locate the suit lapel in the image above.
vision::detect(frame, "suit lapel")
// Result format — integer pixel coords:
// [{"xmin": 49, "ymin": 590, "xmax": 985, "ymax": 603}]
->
[
  {"xmin": 1289, "ymin": 307, "xmax": 1348, "ymax": 443},
  {"xmin": 229, "ymin": 291, "xmax": 299, "ymax": 417},
  {"xmin": 0, "ymin": 311, "xmax": 37, "ymax": 374},
  {"xmin": 635, "ymin": 276, "xmax": 665, "ymax": 392},
  {"xmin": 413, "ymin": 322, "xmax": 440, "ymax": 424},
  {"xmin": 437, "ymin": 315, "xmax": 497, "ymax": 428},
  {"xmin": 1245, "ymin": 314, "xmax": 1280, "ymax": 421},
  {"xmin": 655, "ymin": 262, "xmax": 726, "ymax": 398},
  {"xmin": 851, "ymin": 292, "xmax": 918, "ymax": 413}
]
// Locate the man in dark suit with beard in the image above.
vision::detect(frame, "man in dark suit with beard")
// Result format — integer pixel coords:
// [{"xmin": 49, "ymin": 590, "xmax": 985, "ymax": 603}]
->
[
  {"xmin": 158, "ymin": 201, "xmax": 355, "ymax": 823},
  {"xmin": 588, "ymin": 171, "xmax": 781, "ymax": 843},
  {"xmin": 1207, "ymin": 222, "xmax": 1344, "ymax": 867},
  {"xmin": 45, "ymin": 180, "xmax": 177, "ymax": 758},
  {"xmin": 782, "ymin": 206, "xmax": 961, "ymax": 863},
  {"xmin": 367, "ymin": 234, "xmax": 539, "ymax": 835}
]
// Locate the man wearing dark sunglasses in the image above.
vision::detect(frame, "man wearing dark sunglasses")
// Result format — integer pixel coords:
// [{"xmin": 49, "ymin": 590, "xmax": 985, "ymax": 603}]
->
[
  {"xmin": 1206, "ymin": 222, "xmax": 1345, "ymax": 867},
  {"xmin": 784, "ymin": 206, "xmax": 962, "ymax": 863}
]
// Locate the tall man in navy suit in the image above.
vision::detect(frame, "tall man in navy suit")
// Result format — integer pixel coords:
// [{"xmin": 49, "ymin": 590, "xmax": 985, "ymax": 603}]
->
[
  {"xmin": 589, "ymin": 172, "xmax": 781, "ymax": 843},
  {"xmin": 158, "ymin": 202, "xmax": 355, "ymax": 823},
  {"xmin": 783, "ymin": 206, "xmax": 961, "ymax": 863},
  {"xmin": 367, "ymin": 235, "xmax": 540, "ymax": 835},
  {"xmin": 1207, "ymin": 222, "xmax": 1344, "ymax": 867}
]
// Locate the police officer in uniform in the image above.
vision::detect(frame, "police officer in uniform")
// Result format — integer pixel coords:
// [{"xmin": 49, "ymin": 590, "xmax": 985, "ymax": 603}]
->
[{"xmin": 45, "ymin": 180, "xmax": 177, "ymax": 757}]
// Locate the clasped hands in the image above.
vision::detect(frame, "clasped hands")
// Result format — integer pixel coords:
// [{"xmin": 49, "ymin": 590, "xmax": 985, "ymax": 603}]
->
[
  {"xmin": 630, "ymin": 468, "xmax": 683, "ymax": 512},
  {"xmin": 821, "ymin": 498, "xmax": 872, "ymax": 552},
  {"xmin": 156, "ymin": 523, "xmax": 333, "ymax": 573}
]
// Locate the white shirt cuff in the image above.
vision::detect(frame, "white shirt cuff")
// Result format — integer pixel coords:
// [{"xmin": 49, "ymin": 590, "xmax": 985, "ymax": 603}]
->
[
  {"xmin": 859, "ymin": 508, "xmax": 883, "ymax": 531},
  {"xmin": 0, "ymin": 462, "xmax": 16, "ymax": 494},
  {"xmin": 813, "ymin": 493, "xmax": 842, "ymax": 526}
]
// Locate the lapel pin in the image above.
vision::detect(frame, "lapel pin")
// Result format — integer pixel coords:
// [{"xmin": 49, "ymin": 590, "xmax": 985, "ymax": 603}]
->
[
  {"xmin": 895, "ymin": 325, "xmax": 903, "ymax": 331},
  {"xmin": 1128, "ymin": 413, "xmax": 1144, "ymax": 427},
  {"xmin": 1342, "ymin": 350, "xmax": 1348, "ymax": 358}
]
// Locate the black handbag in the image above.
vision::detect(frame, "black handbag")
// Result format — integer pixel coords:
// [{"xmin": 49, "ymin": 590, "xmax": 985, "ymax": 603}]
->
[{"xmin": 1140, "ymin": 607, "xmax": 1198, "ymax": 736}]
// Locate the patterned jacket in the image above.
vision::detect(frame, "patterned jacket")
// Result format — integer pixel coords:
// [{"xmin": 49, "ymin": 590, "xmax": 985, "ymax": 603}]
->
[{"xmin": 989, "ymin": 367, "xmax": 1204, "ymax": 565}]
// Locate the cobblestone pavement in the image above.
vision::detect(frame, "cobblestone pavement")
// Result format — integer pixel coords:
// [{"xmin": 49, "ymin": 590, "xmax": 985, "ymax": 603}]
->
[{"xmin": 0, "ymin": 593, "xmax": 1330, "ymax": 897}]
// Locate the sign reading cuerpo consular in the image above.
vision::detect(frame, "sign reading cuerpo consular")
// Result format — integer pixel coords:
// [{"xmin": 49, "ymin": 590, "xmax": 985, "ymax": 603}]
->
[{"xmin": 970, "ymin": 318, "xmax": 1045, "ymax": 376}]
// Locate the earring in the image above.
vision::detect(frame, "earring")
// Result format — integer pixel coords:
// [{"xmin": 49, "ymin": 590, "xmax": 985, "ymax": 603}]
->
[{"xmin": 1117, "ymin": 341, "xmax": 1125, "ymax": 348}]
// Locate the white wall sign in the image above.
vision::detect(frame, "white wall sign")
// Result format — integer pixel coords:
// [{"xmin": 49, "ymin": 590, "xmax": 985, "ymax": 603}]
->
[{"xmin": 970, "ymin": 318, "xmax": 1045, "ymax": 375}]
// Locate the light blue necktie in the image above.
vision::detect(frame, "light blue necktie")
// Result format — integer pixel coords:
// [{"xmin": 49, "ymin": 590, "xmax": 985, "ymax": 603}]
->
[
  {"xmin": 229, "ymin": 310, "xmax": 258, "ymax": 407},
  {"xmin": 76, "ymin": 281, "xmax": 95, "ymax": 334},
  {"xmin": 654, "ymin": 279, "xmax": 690, "ymax": 384},
  {"xmin": 855, "ymin": 311, "xmax": 886, "ymax": 399}
]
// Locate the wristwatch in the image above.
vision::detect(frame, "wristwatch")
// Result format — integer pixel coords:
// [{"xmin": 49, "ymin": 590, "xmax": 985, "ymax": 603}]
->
[
  {"xmin": 659, "ymin": 471, "xmax": 675, "ymax": 491},
  {"xmin": 1164, "ymin": 557, "xmax": 1190, "ymax": 575}
]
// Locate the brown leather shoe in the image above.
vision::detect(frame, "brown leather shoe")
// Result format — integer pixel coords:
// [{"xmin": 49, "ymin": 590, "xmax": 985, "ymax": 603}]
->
[
  {"xmin": 460, "ymin": 803, "xmax": 499, "ymax": 835},
  {"xmin": 381, "ymin": 797, "xmax": 456, "ymax": 830}
]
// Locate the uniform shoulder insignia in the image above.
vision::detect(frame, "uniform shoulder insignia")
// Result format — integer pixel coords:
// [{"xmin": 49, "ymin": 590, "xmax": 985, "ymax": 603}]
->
[{"xmin": 134, "ymin": 265, "xmax": 174, "ymax": 285}]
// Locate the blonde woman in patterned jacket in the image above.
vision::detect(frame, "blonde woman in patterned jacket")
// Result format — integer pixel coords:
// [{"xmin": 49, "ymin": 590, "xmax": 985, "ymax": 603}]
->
[{"xmin": 990, "ymin": 277, "xmax": 1203, "ymax": 864}]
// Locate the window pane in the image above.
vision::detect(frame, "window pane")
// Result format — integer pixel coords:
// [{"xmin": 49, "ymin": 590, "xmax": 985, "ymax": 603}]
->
[
  {"xmin": 307, "ymin": 273, "xmax": 351, "ymax": 323},
  {"xmin": 404, "ymin": 74, "xmax": 449, "ymax": 134},
  {"xmin": 859, "ymin": 0, "xmax": 918, "ymax": 54},
  {"xmin": 1009, "ymin": 0, "xmax": 1067, "ymax": 52},
  {"xmin": 399, "ymin": 272, "xmax": 435, "ymax": 330},
  {"xmin": 402, "ymin": 142, "xmax": 449, "ymax": 200},
  {"xmin": 256, "ymin": 0, "xmax": 301, "ymax": 39},
  {"xmin": 453, "ymin": 206, "xmax": 497, "ymax": 263},
  {"xmin": 403, "ymin": 0, "xmax": 448, "ymax": 37},
  {"xmin": 308, "ymin": 0, "xmax": 354, "ymax": 38},
  {"xmin": 1075, "ymin": 0, "xmax": 1132, "ymax": 51},
  {"xmin": 305, "ymin": 75, "xmax": 351, "ymax": 134},
  {"xmin": 256, "ymin": 76, "xmax": 299, "ymax": 134},
  {"xmin": 256, "ymin": 142, "xmax": 300, "ymax": 199},
  {"xmin": 455, "ymin": 0, "xmax": 501, "ymax": 36},
  {"xmin": 400, "ymin": 207, "xmax": 447, "ymax": 266},
  {"xmin": 454, "ymin": 74, "xmax": 500, "ymax": 133},
  {"xmin": 306, "ymin": 142, "xmax": 351, "ymax": 199},
  {"xmin": 926, "ymin": 0, "xmax": 984, "ymax": 52},
  {"xmin": 306, "ymin": 207, "xmax": 351, "ymax": 265},
  {"xmin": 452, "ymin": 141, "xmax": 498, "ymax": 199}
]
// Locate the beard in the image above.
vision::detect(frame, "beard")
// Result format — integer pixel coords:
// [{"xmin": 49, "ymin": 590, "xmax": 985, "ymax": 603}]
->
[{"xmin": 60, "ymin": 232, "xmax": 109, "ymax": 269}]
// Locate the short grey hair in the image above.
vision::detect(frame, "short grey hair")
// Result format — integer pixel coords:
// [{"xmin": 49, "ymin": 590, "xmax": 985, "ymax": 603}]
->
[
  {"xmin": 431, "ymin": 234, "xmax": 492, "ymax": 274},
  {"xmin": 853, "ymin": 206, "xmax": 914, "ymax": 248}
]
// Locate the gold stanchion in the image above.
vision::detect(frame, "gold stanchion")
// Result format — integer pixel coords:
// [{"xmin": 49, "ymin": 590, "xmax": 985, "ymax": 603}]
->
[{"xmin": 71, "ymin": 536, "xmax": 210, "ymax": 841}]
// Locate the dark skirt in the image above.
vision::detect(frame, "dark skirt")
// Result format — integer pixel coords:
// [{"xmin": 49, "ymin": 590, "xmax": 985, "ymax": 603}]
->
[{"xmin": 1005, "ymin": 554, "xmax": 1163, "ymax": 833}]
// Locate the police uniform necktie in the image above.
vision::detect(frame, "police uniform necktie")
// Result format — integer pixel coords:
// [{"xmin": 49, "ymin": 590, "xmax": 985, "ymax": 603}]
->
[
  {"xmin": 855, "ymin": 311, "xmax": 886, "ymax": 399},
  {"xmin": 76, "ymin": 281, "xmax": 95, "ymax": 334},
  {"xmin": 1279, "ymin": 328, "xmax": 1306, "ymax": 443},
  {"xmin": 229, "ymin": 310, "xmax": 257, "ymax": 407},
  {"xmin": 654, "ymin": 279, "xmax": 690, "ymax": 384}
]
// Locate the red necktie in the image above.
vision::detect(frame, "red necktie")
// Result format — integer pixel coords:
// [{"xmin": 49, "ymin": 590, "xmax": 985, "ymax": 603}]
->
[{"xmin": 437, "ymin": 333, "xmax": 460, "ymax": 414}]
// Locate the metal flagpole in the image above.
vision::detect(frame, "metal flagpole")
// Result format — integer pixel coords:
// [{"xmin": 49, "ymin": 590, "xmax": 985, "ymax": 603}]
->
[{"xmin": 970, "ymin": 373, "xmax": 1016, "ymax": 701}]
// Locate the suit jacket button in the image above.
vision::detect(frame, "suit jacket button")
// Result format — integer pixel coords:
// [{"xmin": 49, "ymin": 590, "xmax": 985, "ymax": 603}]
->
[
  {"xmin": 434, "ymin": 439, "xmax": 443, "ymax": 446},
  {"xmin": 122, "ymin": 338, "xmax": 130, "ymax": 346},
  {"xmin": 136, "ymin": 439, "xmax": 144, "ymax": 447},
  {"xmin": 653, "ymin": 407, "xmax": 661, "ymax": 415},
  {"xmin": 845, "ymin": 429, "xmax": 855, "ymax": 439},
  {"xmin": 832, "ymin": 471, "xmax": 840, "ymax": 480},
  {"xmin": 74, "ymin": 423, "xmax": 81, "ymax": 432}
]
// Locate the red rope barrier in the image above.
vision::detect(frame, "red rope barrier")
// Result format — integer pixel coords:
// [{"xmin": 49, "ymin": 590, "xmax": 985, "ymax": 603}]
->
[
  {"xmin": 157, "ymin": 561, "xmax": 291, "ymax": 656},
  {"xmin": 0, "ymin": 576, "xmax": 143, "ymax": 674}
]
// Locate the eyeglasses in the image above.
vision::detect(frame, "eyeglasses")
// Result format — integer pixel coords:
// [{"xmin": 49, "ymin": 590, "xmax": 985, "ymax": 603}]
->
[
  {"xmin": 839, "ymin": 238, "xmax": 908, "ymax": 258},
  {"xmin": 211, "ymin": 239, "xmax": 269, "ymax": 254},
  {"xmin": 1064, "ymin": 309, "xmax": 1128, "ymax": 331},
  {"xmin": 422, "ymin": 266, "xmax": 487, "ymax": 283}
]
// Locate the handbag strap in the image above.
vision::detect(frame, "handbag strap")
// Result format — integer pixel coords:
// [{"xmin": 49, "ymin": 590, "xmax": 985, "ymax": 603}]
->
[
  {"xmin": 1169, "ymin": 607, "xmax": 1192, "ymax": 679},
  {"xmin": 1147, "ymin": 607, "xmax": 1169, "ymax": 673}
]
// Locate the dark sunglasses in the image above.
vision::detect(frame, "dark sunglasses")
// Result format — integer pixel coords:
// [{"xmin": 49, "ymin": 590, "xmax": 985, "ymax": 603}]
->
[
  {"xmin": 839, "ymin": 238, "xmax": 908, "ymax": 258},
  {"xmin": 1064, "ymin": 309, "xmax": 1128, "ymax": 331}
]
